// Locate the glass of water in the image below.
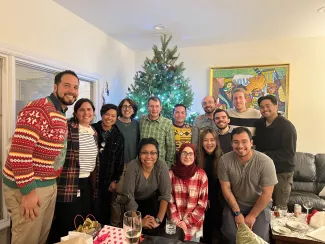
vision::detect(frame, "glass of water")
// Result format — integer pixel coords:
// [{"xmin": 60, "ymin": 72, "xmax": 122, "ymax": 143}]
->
[
  {"xmin": 165, "ymin": 218, "xmax": 176, "ymax": 235},
  {"xmin": 123, "ymin": 211, "xmax": 142, "ymax": 244}
]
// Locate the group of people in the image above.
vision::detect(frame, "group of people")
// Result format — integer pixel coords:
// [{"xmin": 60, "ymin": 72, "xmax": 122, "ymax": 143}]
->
[{"xmin": 2, "ymin": 70, "xmax": 297, "ymax": 244}]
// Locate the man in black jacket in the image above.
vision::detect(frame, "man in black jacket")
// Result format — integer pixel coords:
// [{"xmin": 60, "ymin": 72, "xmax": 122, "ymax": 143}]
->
[
  {"xmin": 92, "ymin": 104, "xmax": 124, "ymax": 225},
  {"xmin": 255, "ymin": 95, "xmax": 297, "ymax": 206}
]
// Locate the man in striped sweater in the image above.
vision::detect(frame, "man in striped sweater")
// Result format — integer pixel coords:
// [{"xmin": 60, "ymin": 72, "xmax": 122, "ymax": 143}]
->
[
  {"xmin": 2, "ymin": 70, "xmax": 79, "ymax": 244},
  {"xmin": 227, "ymin": 88, "xmax": 261, "ymax": 137}
]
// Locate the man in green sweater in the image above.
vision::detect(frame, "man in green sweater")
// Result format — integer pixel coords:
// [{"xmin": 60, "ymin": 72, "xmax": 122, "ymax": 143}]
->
[{"xmin": 255, "ymin": 95, "xmax": 297, "ymax": 206}]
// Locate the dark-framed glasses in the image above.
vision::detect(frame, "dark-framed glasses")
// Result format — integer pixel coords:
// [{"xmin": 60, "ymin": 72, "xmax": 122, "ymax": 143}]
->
[
  {"xmin": 122, "ymin": 105, "xmax": 133, "ymax": 110},
  {"xmin": 181, "ymin": 151, "xmax": 194, "ymax": 157}
]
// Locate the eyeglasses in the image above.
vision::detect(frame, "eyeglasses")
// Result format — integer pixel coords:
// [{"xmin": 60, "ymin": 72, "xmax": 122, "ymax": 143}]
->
[
  {"xmin": 140, "ymin": 151, "xmax": 158, "ymax": 156},
  {"xmin": 181, "ymin": 151, "xmax": 194, "ymax": 157},
  {"xmin": 122, "ymin": 105, "xmax": 133, "ymax": 110}
]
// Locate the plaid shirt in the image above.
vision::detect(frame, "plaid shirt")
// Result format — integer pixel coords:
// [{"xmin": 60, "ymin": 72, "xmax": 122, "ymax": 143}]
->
[
  {"xmin": 140, "ymin": 115, "xmax": 175, "ymax": 167},
  {"xmin": 56, "ymin": 121, "xmax": 100, "ymax": 202},
  {"xmin": 169, "ymin": 169, "xmax": 208, "ymax": 241}
]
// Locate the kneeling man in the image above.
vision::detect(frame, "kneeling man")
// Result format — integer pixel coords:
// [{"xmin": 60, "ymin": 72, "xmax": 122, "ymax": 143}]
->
[{"xmin": 218, "ymin": 127, "xmax": 277, "ymax": 243}]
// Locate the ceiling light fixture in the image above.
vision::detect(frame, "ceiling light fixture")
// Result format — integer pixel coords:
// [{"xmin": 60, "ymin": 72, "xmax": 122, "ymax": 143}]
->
[
  {"xmin": 154, "ymin": 24, "xmax": 167, "ymax": 30},
  {"xmin": 317, "ymin": 6, "xmax": 325, "ymax": 12}
]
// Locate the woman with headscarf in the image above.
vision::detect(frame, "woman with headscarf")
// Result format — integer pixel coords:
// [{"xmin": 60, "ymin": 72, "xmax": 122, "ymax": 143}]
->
[{"xmin": 169, "ymin": 143, "xmax": 208, "ymax": 242}]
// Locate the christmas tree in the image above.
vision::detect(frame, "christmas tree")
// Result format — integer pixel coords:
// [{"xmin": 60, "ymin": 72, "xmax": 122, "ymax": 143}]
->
[{"xmin": 127, "ymin": 34, "xmax": 197, "ymax": 123}]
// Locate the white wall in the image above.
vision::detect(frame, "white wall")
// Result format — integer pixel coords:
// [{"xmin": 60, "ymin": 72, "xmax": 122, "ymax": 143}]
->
[
  {"xmin": 136, "ymin": 37, "xmax": 325, "ymax": 154},
  {"xmin": 0, "ymin": 0, "xmax": 135, "ymax": 106}
]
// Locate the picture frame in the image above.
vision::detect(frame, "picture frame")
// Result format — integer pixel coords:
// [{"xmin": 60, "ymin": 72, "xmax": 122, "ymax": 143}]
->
[{"xmin": 210, "ymin": 64, "xmax": 289, "ymax": 117}]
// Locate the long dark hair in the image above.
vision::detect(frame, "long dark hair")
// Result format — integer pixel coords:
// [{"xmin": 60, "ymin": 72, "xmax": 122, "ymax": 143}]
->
[
  {"xmin": 70, "ymin": 98, "xmax": 95, "ymax": 124},
  {"xmin": 197, "ymin": 128, "xmax": 223, "ymax": 176}
]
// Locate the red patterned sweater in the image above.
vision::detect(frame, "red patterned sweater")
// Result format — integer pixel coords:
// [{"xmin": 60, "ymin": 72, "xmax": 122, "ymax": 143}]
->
[{"xmin": 2, "ymin": 96, "xmax": 68, "ymax": 195}]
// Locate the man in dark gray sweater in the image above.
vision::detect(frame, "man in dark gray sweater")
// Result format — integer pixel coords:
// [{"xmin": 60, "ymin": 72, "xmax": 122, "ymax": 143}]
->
[{"xmin": 255, "ymin": 95, "xmax": 297, "ymax": 206}]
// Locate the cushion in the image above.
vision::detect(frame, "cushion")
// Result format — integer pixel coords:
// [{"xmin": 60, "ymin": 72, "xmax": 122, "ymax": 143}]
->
[{"xmin": 236, "ymin": 223, "xmax": 267, "ymax": 244}]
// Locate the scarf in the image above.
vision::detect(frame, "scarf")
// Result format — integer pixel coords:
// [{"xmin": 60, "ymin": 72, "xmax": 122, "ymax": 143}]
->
[{"xmin": 172, "ymin": 143, "xmax": 199, "ymax": 179}]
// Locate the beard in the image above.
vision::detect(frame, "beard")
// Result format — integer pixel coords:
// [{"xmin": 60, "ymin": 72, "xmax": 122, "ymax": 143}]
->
[
  {"xmin": 216, "ymin": 124, "xmax": 228, "ymax": 130},
  {"xmin": 56, "ymin": 91, "xmax": 77, "ymax": 106}
]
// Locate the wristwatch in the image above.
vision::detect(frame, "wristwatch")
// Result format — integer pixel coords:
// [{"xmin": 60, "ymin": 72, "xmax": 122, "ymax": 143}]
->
[
  {"xmin": 234, "ymin": 211, "xmax": 242, "ymax": 216},
  {"xmin": 155, "ymin": 217, "xmax": 161, "ymax": 224}
]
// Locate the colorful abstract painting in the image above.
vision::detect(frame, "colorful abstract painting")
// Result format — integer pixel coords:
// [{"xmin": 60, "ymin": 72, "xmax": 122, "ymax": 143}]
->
[{"xmin": 210, "ymin": 64, "xmax": 289, "ymax": 116}]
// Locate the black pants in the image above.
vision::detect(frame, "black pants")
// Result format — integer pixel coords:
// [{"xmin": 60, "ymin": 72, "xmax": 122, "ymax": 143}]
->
[
  {"xmin": 48, "ymin": 177, "xmax": 92, "ymax": 244},
  {"xmin": 136, "ymin": 193, "xmax": 164, "ymax": 236},
  {"xmin": 93, "ymin": 180, "xmax": 113, "ymax": 225}
]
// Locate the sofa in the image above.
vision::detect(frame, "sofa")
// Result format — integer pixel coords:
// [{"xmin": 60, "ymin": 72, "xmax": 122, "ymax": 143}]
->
[{"xmin": 288, "ymin": 152, "xmax": 325, "ymax": 211}]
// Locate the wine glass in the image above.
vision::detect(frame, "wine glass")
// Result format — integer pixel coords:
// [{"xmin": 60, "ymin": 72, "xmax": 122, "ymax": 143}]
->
[
  {"xmin": 123, "ymin": 211, "xmax": 142, "ymax": 244},
  {"xmin": 303, "ymin": 200, "xmax": 313, "ymax": 221}
]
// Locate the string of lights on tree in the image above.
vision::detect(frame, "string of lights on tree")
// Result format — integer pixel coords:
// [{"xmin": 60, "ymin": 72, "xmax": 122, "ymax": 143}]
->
[{"xmin": 127, "ymin": 34, "xmax": 198, "ymax": 123}]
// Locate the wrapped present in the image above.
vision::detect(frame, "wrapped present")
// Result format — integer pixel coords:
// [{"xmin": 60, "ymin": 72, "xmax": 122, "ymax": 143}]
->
[{"xmin": 94, "ymin": 225, "xmax": 126, "ymax": 244}]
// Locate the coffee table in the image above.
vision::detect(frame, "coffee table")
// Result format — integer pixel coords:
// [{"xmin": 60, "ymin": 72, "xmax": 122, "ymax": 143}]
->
[{"xmin": 270, "ymin": 213, "xmax": 324, "ymax": 244}]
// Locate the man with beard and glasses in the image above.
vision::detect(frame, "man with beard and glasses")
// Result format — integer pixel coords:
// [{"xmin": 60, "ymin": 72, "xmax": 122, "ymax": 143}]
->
[
  {"xmin": 3, "ymin": 70, "xmax": 79, "ymax": 244},
  {"xmin": 213, "ymin": 108, "xmax": 233, "ymax": 153},
  {"xmin": 218, "ymin": 127, "xmax": 277, "ymax": 243},
  {"xmin": 191, "ymin": 96, "xmax": 218, "ymax": 147}
]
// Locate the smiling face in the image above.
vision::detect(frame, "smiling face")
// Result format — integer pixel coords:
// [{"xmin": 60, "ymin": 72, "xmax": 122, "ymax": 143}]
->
[
  {"xmin": 173, "ymin": 106, "xmax": 186, "ymax": 125},
  {"xmin": 54, "ymin": 74, "xmax": 79, "ymax": 108},
  {"xmin": 121, "ymin": 100, "xmax": 134, "ymax": 119},
  {"xmin": 180, "ymin": 146, "xmax": 195, "ymax": 166},
  {"xmin": 147, "ymin": 99, "xmax": 162, "ymax": 120},
  {"xmin": 259, "ymin": 99, "xmax": 278, "ymax": 120},
  {"xmin": 101, "ymin": 109, "xmax": 117, "ymax": 130},
  {"xmin": 202, "ymin": 132, "xmax": 217, "ymax": 154},
  {"xmin": 233, "ymin": 91, "xmax": 247, "ymax": 112},
  {"xmin": 214, "ymin": 111, "xmax": 230, "ymax": 130},
  {"xmin": 232, "ymin": 132, "xmax": 253, "ymax": 159},
  {"xmin": 139, "ymin": 144, "xmax": 158, "ymax": 169},
  {"xmin": 201, "ymin": 96, "xmax": 217, "ymax": 114},
  {"xmin": 75, "ymin": 102, "xmax": 94, "ymax": 126}
]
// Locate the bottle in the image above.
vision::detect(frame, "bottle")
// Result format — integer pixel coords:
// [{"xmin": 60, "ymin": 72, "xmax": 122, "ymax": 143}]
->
[{"xmin": 294, "ymin": 204, "xmax": 302, "ymax": 217}]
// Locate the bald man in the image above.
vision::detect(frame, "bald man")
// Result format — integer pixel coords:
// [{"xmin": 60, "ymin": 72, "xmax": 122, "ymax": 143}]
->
[{"xmin": 191, "ymin": 96, "xmax": 218, "ymax": 147}]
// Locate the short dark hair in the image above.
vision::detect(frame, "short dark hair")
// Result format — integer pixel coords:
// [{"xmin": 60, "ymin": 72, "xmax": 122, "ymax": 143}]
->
[
  {"xmin": 173, "ymin": 104, "xmax": 187, "ymax": 113},
  {"xmin": 54, "ymin": 70, "xmax": 79, "ymax": 85},
  {"xmin": 117, "ymin": 98, "xmax": 138, "ymax": 119},
  {"xmin": 137, "ymin": 138, "xmax": 160, "ymax": 159},
  {"xmin": 258, "ymin": 95, "xmax": 278, "ymax": 106},
  {"xmin": 213, "ymin": 108, "xmax": 230, "ymax": 119},
  {"xmin": 71, "ymin": 98, "xmax": 95, "ymax": 123},
  {"xmin": 100, "ymin": 103, "xmax": 118, "ymax": 117},
  {"xmin": 147, "ymin": 96, "xmax": 161, "ymax": 106},
  {"xmin": 231, "ymin": 126, "xmax": 253, "ymax": 141}
]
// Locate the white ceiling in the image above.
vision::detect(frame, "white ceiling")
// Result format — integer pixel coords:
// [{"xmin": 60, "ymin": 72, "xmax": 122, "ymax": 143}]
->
[{"xmin": 54, "ymin": 0, "xmax": 325, "ymax": 51}]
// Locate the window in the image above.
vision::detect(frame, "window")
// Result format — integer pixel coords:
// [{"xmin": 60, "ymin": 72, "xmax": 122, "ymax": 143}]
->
[{"xmin": 16, "ymin": 64, "xmax": 94, "ymax": 119}]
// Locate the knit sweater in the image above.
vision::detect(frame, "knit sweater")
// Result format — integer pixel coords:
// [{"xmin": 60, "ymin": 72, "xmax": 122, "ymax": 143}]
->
[
  {"xmin": 255, "ymin": 115, "xmax": 297, "ymax": 174},
  {"xmin": 2, "ymin": 94, "xmax": 68, "ymax": 195}
]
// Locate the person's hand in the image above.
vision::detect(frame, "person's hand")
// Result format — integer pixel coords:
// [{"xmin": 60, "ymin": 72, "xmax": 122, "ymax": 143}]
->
[
  {"xmin": 177, "ymin": 221, "xmax": 187, "ymax": 232},
  {"xmin": 108, "ymin": 182, "xmax": 117, "ymax": 192},
  {"xmin": 152, "ymin": 217, "xmax": 160, "ymax": 228},
  {"xmin": 142, "ymin": 215, "xmax": 155, "ymax": 229},
  {"xmin": 235, "ymin": 214, "xmax": 245, "ymax": 228},
  {"xmin": 20, "ymin": 190, "xmax": 41, "ymax": 221},
  {"xmin": 244, "ymin": 214, "xmax": 256, "ymax": 230}
]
